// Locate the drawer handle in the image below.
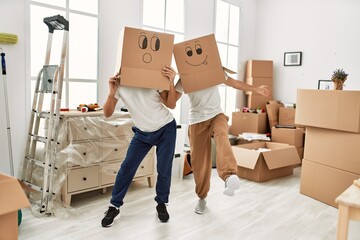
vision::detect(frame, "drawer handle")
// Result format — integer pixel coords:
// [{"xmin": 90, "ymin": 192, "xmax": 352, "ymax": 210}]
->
[{"xmin": 83, "ymin": 177, "xmax": 87, "ymax": 181}]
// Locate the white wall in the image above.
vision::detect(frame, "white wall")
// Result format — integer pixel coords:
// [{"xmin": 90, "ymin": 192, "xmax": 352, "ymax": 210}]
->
[
  {"xmin": 0, "ymin": 0, "xmax": 27, "ymax": 176},
  {"xmin": 98, "ymin": 0, "xmax": 142, "ymax": 106},
  {"xmin": 255, "ymin": 0, "xmax": 360, "ymax": 103}
]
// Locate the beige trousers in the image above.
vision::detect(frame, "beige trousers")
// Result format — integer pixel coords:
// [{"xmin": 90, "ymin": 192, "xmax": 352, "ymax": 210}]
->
[{"xmin": 188, "ymin": 113, "xmax": 238, "ymax": 199}]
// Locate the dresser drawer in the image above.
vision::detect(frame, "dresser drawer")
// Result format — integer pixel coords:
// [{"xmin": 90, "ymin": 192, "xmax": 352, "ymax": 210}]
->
[
  {"xmin": 101, "ymin": 161, "xmax": 122, "ymax": 185},
  {"xmin": 100, "ymin": 138, "xmax": 130, "ymax": 161},
  {"xmin": 101, "ymin": 119, "xmax": 134, "ymax": 138},
  {"xmin": 60, "ymin": 141, "xmax": 101, "ymax": 167},
  {"xmin": 67, "ymin": 166, "xmax": 100, "ymax": 193},
  {"xmin": 66, "ymin": 117, "xmax": 103, "ymax": 141}
]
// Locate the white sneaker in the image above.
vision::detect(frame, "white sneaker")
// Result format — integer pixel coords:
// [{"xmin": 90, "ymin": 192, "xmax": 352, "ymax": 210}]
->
[
  {"xmin": 194, "ymin": 198, "xmax": 207, "ymax": 214},
  {"xmin": 223, "ymin": 175, "xmax": 240, "ymax": 197}
]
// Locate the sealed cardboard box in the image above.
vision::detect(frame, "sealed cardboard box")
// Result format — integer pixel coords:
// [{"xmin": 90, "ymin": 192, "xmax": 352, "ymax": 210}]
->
[
  {"xmin": 232, "ymin": 142, "xmax": 300, "ymax": 182},
  {"xmin": 0, "ymin": 173, "xmax": 30, "ymax": 240},
  {"xmin": 300, "ymin": 159, "xmax": 359, "ymax": 208},
  {"xmin": 271, "ymin": 126, "xmax": 305, "ymax": 148},
  {"xmin": 278, "ymin": 107, "xmax": 296, "ymax": 126},
  {"xmin": 295, "ymin": 89, "xmax": 360, "ymax": 133},
  {"xmin": 119, "ymin": 27, "xmax": 174, "ymax": 90},
  {"xmin": 230, "ymin": 112, "xmax": 268, "ymax": 135},
  {"xmin": 246, "ymin": 60, "xmax": 273, "ymax": 78},
  {"xmin": 173, "ymin": 34, "xmax": 234, "ymax": 93},
  {"xmin": 245, "ymin": 77, "xmax": 273, "ymax": 96},
  {"xmin": 304, "ymin": 127, "xmax": 360, "ymax": 174}
]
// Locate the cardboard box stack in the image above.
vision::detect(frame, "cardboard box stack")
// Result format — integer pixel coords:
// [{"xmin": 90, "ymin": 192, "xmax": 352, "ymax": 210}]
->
[
  {"xmin": 245, "ymin": 60, "xmax": 273, "ymax": 110},
  {"xmin": 296, "ymin": 89, "xmax": 360, "ymax": 208},
  {"xmin": 268, "ymin": 102, "xmax": 305, "ymax": 162}
]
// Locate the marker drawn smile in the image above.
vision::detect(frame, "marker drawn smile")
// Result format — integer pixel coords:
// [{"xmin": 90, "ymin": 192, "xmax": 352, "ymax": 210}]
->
[{"xmin": 186, "ymin": 55, "xmax": 208, "ymax": 66}]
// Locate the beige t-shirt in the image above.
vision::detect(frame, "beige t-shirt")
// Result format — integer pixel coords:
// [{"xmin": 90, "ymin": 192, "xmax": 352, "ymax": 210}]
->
[
  {"xmin": 175, "ymin": 81, "xmax": 223, "ymax": 125},
  {"xmin": 115, "ymin": 86, "xmax": 174, "ymax": 132}
]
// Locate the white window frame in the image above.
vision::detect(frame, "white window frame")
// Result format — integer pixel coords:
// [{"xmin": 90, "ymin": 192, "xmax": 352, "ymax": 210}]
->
[
  {"xmin": 215, "ymin": 0, "xmax": 240, "ymax": 125},
  {"xmin": 28, "ymin": 0, "xmax": 99, "ymax": 109}
]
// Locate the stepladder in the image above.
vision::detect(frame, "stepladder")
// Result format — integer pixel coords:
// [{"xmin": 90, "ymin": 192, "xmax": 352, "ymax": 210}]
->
[{"xmin": 20, "ymin": 14, "xmax": 69, "ymax": 215}]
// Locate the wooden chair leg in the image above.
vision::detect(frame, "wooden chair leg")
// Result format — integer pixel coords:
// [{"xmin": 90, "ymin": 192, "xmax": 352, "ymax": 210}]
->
[{"xmin": 336, "ymin": 204, "xmax": 350, "ymax": 240}]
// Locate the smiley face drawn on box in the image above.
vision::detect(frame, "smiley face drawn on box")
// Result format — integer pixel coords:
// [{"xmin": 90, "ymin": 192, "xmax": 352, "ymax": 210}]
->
[
  {"xmin": 119, "ymin": 27, "xmax": 174, "ymax": 90},
  {"xmin": 173, "ymin": 34, "xmax": 226, "ymax": 93}
]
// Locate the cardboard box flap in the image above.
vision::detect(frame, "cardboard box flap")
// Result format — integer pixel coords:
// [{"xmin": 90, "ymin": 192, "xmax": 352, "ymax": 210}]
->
[
  {"xmin": 223, "ymin": 66, "xmax": 236, "ymax": 74},
  {"xmin": 231, "ymin": 145, "xmax": 261, "ymax": 170},
  {"xmin": 0, "ymin": 174, "xmax": 30, "ymax": 215},
  {"xmin": 262, "ymin": 146, "xmax": 301, "ymax": 170}
]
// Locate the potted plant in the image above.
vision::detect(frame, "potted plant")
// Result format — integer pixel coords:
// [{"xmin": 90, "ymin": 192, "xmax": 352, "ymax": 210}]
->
[{"xmin": 331, "ymin": 68, "xmax": 348, "ymax": 90}]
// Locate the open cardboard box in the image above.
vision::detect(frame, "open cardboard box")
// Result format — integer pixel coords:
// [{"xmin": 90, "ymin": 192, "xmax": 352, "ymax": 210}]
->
[
  {"xmin": 119, "ymin": 27, "xmax": 174, "ymax": 90},
  {"xmin": 232, "ymin": 142, "xmax": 300, "ymax": 182},
  {"xmin": 0, "ymin": 173, "xmax": 30, "ymax": 240},
  {"xmin": 173, "ymin": 34, "xmax": 235, "ymax": 93}
]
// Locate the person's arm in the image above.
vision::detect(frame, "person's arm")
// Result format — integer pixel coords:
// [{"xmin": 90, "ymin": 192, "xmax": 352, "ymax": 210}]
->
[
  {"xmin": 225, "ymin": 76, "xmax": 270, "ymax": 97},
  {"xmin": 103, "ymin": 73, "xmax": 120, "ymax": 118},
  {"xmin": 159, "ymin": 65, "xmax": 182, "ymax": 109}
]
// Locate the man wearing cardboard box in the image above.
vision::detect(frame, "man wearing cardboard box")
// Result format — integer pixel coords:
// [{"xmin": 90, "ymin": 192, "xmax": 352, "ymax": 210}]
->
[
  {"xmin": 173, "ymin": 34, "xmax": 269, "ymax": 214},
  {"xmin": 101, "ymin": 27, "xmax": 182, "ymax": 227}
]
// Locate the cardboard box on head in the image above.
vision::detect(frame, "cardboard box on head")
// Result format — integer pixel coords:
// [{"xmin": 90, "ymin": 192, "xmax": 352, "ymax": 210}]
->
[
  {"xmin": 118, "ymin": 27, "xmax": 174, "ymax": 90},
  {"xmin": 173, "ymin": 34, "xmax": 235, "ymax": 93}
]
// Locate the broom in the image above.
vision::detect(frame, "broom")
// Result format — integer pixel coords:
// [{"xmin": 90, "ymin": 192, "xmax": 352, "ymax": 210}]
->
[
  {"xmin": 0, "ymin": 32, "xmax": 18, "ymax": 177},
  {"xmin": 0, "ymin": 33, "xmax": 18, "ymax": 44}
]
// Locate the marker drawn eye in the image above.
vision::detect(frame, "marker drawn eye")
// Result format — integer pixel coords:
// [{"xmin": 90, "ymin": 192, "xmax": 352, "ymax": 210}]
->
[
  {"xmin": 151, "ymin": 36, "xmax": 160, "ymax": 51},
  {"xmin": 185, "ymin": 46, "xmax": 193, "ymax": 57},
  {"xmin": 138, "ymin": 35, "xmax": 148, "ymax": 49},
  {"xmin": 195, "ymin": 44, "xmax": 202, "ymax": 55}
]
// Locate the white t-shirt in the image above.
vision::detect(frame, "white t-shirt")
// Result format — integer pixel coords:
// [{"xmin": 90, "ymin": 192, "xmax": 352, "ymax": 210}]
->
[
  {"xmin": 175, "ymin": 81, "xmax": 223, "ymax": 125},
  {"xmin": 115, "ymin": 86, "xmax": 174, "ymax": 132}
]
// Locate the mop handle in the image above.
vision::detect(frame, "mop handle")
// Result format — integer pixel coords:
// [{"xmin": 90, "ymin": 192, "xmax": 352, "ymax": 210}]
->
[{"xmin": 1, "ymin": 52, "xmax": 6, "ymax": 75}]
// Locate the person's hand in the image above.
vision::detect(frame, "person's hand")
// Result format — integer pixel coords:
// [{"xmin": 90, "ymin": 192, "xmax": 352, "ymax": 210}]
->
[
  {"xmin": 256, "ymin": 85, "xmax": 270, "ymax": 97},
  {"xmin": 162, "ymin": 65, "xmax": 176, "ymax": 83},
  {"xmin": 109, "ymin": 72, "xmax": 120, "ymax": 97}
]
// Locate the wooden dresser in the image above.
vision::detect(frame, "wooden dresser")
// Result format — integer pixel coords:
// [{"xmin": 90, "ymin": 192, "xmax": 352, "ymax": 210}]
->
[{"xmin": 57, "ymin": 111, "xmax": 155, "ymax": 205}]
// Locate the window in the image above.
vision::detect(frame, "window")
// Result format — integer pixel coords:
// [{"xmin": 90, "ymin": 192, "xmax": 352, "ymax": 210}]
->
[
  {"xmin": 215, "ymin": 0, "xmax": 240, "ymax": 125},
  {"xmin": 30, "ymin": 0, "xmax": 98, "ymax": 110},
  {"xmin": 142, "ymin": 0, "xmax": 185, "ymax": 123}
]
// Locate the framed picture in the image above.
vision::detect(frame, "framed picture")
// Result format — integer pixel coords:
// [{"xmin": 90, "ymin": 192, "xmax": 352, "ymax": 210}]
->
[
  {"xmin": 284, "ymin": 52, "xmax": 302, "ymax": 66},
  {"xmin": 318, "ymin": 80, "xmax": 333, "ymax": 90}
]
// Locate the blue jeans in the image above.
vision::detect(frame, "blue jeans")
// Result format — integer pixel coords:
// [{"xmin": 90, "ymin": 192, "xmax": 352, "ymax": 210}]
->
[{"xmin": 110, "ymin": 119, "xmax": 177, "ymax": 208}]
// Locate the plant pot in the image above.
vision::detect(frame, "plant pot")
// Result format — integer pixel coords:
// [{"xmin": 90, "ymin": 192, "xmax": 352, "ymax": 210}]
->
[{"xmin": 333, "ymin": 79, "xmax": 344, "ymax": 90}]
